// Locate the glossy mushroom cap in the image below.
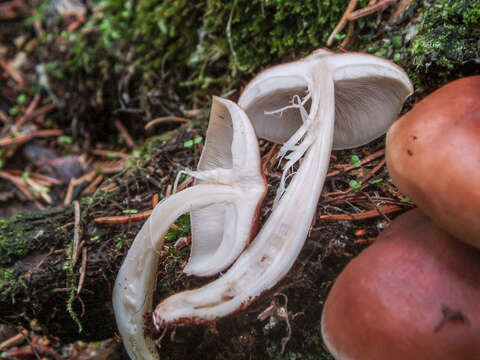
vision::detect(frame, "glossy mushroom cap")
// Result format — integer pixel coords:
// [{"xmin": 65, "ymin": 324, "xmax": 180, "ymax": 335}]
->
[
  {"xmin": 321, "ymin": 209, "xmax": 480, "ymax": 360},
  {"xmin": 386, "ymin": 76, "xmax": 480, "ymax": 248}
]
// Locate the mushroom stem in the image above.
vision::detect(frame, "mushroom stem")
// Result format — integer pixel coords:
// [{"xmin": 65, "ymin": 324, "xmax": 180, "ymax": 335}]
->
[
  {"xmin": 113, "ymin": 184, "xmax": 240, "ymax": 360},
  {"xmin": 152, "ymin": 71, "xmax": 336, "ymax": 327}
]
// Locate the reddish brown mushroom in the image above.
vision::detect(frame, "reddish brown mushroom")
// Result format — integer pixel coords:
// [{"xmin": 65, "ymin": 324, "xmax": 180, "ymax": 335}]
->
[
  {"xmin": 321, "ymin": 209, "xmax": 480, "ymax": 360},
  {"xmin": 386, "ymin": 76, "xmax": 480, "ymax": 248}
]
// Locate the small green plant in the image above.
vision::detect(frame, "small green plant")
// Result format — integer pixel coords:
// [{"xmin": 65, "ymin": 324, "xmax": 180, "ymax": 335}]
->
[
  {"xmin": 122, "ymin": 209, "xmax": 138, "ymax": 214},
  {"xmin": 351, "ymin": 155, "xmax": 362, "ymax": 168},
  {"xmin": 349, "ymin": 179, "xmax": 363, "ymax": 190},
  {"xmin": 184, "ymin": 136, "xmax": 203, "ymax": 148},
  {"xmin": 165, "ymin": 214, "xmax": 191, "ymax": 243}
]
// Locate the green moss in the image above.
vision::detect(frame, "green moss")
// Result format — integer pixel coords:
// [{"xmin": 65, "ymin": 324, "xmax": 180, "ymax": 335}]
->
[
  {"xmin": 0, "ymin": 218, "xmax": 31, "ymax": 267},
  {"xmin": 29, "ymin": 0, "xmax": 378, "ymax": 104},
  {"xmin": 411, "ymin": 0, "xmax": 479, "ymax": 69},
  {"xmin": 0, "ymin": 267, "xmax": 24, "ymax": 302},
  {"xmin": 365, "ymin": 0, "xmax": 479, "ymax": 93}
]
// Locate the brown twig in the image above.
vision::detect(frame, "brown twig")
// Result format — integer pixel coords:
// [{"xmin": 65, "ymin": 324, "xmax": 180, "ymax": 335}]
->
[
  {"xmin": 91, "ymin": 149, "xmax": 129, "ymax": 159},
  {"xmin": 152, "ymin": 193, "xmax": 159, "ymax": 208},
  {"xmin": 0, "ymin": 57, "xmax": 24, "ymax": 85},
  {"xmin": 176, "ymin": 176, "xmax": 194, "ymax": 192},
  {"xmin": 0, "ymin": 129, "xmax": 63, "ymax": 147},
  {"xmin": 22, "ymin": 103, "xmax": 56, "ymax": 123},
  {"xmin": 326, "ymin": 149, "xmax": 385, "ymax": 178},
  {"xmin": 16, "ymin": 93, "xmax": 41, "ymax": 128},
  {"xmin": 0, "ymin": 171, "xmax": 35, "ymax": 201},
  {"xmin": 0, "ymin": 330, "xmax": 28, "ymax": 350},
  {"xmin": 114, "ymin": 119, "xmax": 135, "ymax": 148},
  {"xmin": 64, "ymin": 171, "xmax": 96, "ymax": 205},
  {"xmin": 77, "ymin": 247, "xmax": 87, "ymax": 295},
  {"xmin": 347, "ymin": 0, "xmax": 395, "ymax": 21},
  {"xmin": 319, "ymin": 204, "xmax": 403, "ymax": 221},
  {"xmin": 71, "ymin": 201, "xmax": 81, "ymax": 268},
  {"xmin": 5, "ymin": 169, "xmax": 62, "ymax": 186},
  {"xmin": 327, "ymin": 0, "xmax": 358, "ymax": 46},
  {"xmin": 145, "ymin": 116, "xmax": 191, "ymax": 131},
  {"xmin": 389, "ymin": 0, "xmax": 413, "ymax": 23},
  {"xmin": 94, "ymin": 210, "xmax": 153, "ymax": 225},
  {"xmin": 81, "ymin": 174, "xmax": 104, "ymax": 195}
]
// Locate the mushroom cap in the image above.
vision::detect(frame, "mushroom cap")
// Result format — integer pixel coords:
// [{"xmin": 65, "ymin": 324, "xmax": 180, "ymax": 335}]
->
[
  {"xmin": 386, "ymin": 76, "xmax": 480, "ymax": 248},
  {"xmin": 238, "ymin": 49, "xmax": 413, "ymax": 150},
  {"xmin": 321, "ymin": 209, "xmax": 480, "ymax": 360}
]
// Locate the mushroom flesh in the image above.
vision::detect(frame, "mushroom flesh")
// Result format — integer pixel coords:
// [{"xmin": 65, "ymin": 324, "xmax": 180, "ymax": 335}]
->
[
  {"xmin": 152, "ymin": 49, "xmax": 413, "ymax": 328},
  {"xmin": 112, "ymin": 97, "xmax": 266, "ymax": 360}
]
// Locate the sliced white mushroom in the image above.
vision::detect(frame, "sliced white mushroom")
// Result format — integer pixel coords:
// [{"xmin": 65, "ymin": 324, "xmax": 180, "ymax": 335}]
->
[
  {"xmin": 152, "ymin": 49, "xmax": 413, "ymax": 328},
  {"xmin": 186, "ymin": 95, "xmax": 266, "ymax": 276},
  {"xmin": 112, "ymin": 97, "xmax": 266, "ymax": 360}
]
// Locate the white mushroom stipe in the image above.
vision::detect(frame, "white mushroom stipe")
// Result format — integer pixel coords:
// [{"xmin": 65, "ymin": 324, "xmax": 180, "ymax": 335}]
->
[
  {"xmin": 112, "ymin": 97, "xmax": 266, "ymax": 360},
  {"xmin": 152, "ymin": 49, "xmax": 413, "ymax": 330}
]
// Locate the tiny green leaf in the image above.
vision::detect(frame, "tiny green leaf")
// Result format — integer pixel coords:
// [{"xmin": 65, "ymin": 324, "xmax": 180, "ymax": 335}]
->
[
  {"xmin": 59, "ymin": 135, "xmax": 73, "ymax": 144},
  {"xmin": 184, "ymin": 136, "xmax": 203, "ymax": 148},
  {"xmin": 369, "ymin": 178, "xmax": 383, "ymax": 185},
  {"xmin": 400, "ymin": 197, "xmax": 411, "ymax": 203},
  {"xmin": 351, "ymin": 155, "xmax": 361, "ymax": 168},
  {"xmin": 17, "ymin": 94, "xmax": 27, "ymax": 105},
  {"xmin": 349, "ymin": 179, "xmax": 362, "ymax": 190},
  {"xmin": 122, "ymin": 209, "xmax": 138, "ymax": 214}
]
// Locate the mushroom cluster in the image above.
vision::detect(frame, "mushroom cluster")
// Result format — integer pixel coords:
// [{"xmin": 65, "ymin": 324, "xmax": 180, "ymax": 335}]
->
[
  {"xmin": 112, "ymin": 49, "xmax": 413, "ymax": 359},
  {"xmin": 321, "ymin": 76, "xmax": 480, "ymax": 359}
]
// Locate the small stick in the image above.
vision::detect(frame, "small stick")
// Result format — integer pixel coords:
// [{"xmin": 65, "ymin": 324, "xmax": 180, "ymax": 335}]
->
[
  {"xmin": 64, "ymin": 179, "xmax": 76, "ymax": 205},
  {"xmin": 176, "ymin": 176, "xmax": 194, "ymax": 192},
  {"xmin": 326, "ymin": 0, "xmax": 358, "ymax": 46},
  {"xmin": 100, "ymin": 182, "xmax": 118, "ymax": 192},
  {"xmin": 152, "ymin": 193, "xmax": 160, "ymax": 208},
  {"xmin": 77, "ymin": 247, "xmax": 88, "ymax": 295},
  {"xmin": 115, "ymin": 119, "xmax": 135, "ymax": 148},
  {"xmin": 389, "ymin": 0, "xmax": 413, "ymax": 23},
  {"xmin": 0, "ymin": 330, "xmax": 28, "ymax": 350},
  {"xmin": 5, "ymin": 169, "xmax": 62, "ymax": 186},
  {"xmin": 72, "ymin": 201, "xmax": 81, "ymax": 268},
  {"xmin": 0, "ymin": 57, "xmax": 24, "ymax": 85},
  {"xmin": 16, "ymin": 93, "xmax": 41, "ymax": 128},
  {"xmin": 165, "ymin": 184, "xmax": 172, "ymax": 198},
  {"xmin": 363, "ymin": 191, "xmax": 393, "ymax": 223},
  {"xmin": 344, "ymin": 158, "xmax": 386, "ymax": 194},
  {"xmin": 0, "ymin": 171, "xmax": 34, "ymax": 200},
  {"xmin": 82, "ymin": 174, "xmax": 104, "ymax": 195},
  {"xmin": 0, "ymin": 129, "xmax": 63, "ymax": 147},
  {"xmin": 145, "ymin": 116, "xmax": 191, "ymax": 131},
  {"xmin": 347, "ymin": 0, "xmax": 394, "ymax": 21},
  {"xmin": 94, "ymin": 210, "xmax": 153, "ymax": 225},
  {"xmin": 327, "ymin": 149, "xmax": 384, "ymax": 178},
  {"xmin": 22, "ymin": 103, "xmax": 56, "ymax": 123},
  {"xmin": 262, "ymin": 144, "xmax": 280, "ymax": 171},
  {"xmin": 64, "ymin": 171, "xmax": 96, "ymax": 205},
  {"xmin": 319, "ymin": 204, "xmax": 402, "ymax": 221},
  {"xmin": 340, "ymin": 21, "xmax": 355, "ymax": 49},
  {"xmin": 91, "ymin": 149, "xmax": 129, "ymax": 159}
]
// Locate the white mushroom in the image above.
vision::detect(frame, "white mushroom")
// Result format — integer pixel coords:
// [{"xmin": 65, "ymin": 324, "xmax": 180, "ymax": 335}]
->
[
  {"xmin": 112, "ymin": 97, "xmax": 266, "ymax": 360},
  {"xmin": 152, "ymin": 49, "xmax": 413, "ymax": 328}
]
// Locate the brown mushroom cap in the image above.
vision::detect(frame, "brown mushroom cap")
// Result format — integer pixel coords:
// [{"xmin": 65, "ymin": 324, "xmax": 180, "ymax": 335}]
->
[
  {"xmin": 386, "ymin": 76, "xmax": 480, "ymax": 248},
  {"xmin": 321, "ymin": 209, "xmax": 480, "ymax": 360}
]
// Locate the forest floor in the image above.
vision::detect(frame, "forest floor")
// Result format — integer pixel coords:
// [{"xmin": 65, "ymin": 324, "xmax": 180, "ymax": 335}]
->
[{"xmin": 0, "ymin": 0, "xmax": 478, "ymax": 359}]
